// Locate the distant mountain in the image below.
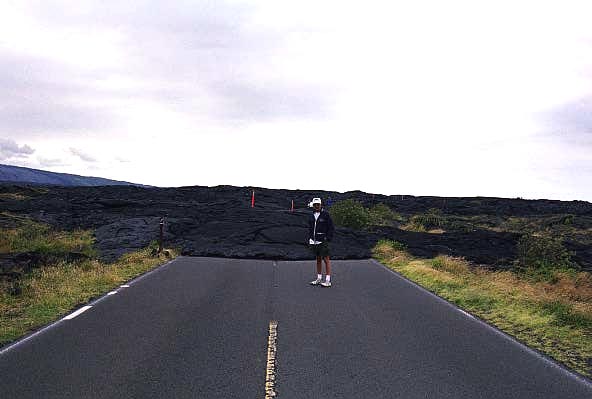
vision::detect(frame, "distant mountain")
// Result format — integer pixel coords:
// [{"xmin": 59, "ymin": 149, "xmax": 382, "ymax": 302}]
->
[{"xmin": 0, "ymin": 164, "xmax": 148, "ymax": 187}]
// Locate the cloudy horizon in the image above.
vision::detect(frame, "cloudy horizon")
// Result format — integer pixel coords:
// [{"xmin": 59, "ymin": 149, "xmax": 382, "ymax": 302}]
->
[{"xmin": 1, "ymin": 1, "xmax": 591, "ymax": 201}]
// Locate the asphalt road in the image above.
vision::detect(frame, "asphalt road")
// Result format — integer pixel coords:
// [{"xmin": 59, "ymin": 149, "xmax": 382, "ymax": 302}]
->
[{"xmin": 1, "ymin": 257, "xmax": 591, "ymax": 398}]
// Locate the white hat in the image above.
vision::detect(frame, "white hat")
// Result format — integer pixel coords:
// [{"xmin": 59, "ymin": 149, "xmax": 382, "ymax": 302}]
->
[{"xmin": 309, "ymin": 197, "xmax": 322, "ymax": 207}]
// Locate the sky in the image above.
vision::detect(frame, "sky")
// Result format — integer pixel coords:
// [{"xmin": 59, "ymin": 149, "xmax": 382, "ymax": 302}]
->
[{"xmin": 1, "ymin": 0, "xmax": 591, "ymax": 201}]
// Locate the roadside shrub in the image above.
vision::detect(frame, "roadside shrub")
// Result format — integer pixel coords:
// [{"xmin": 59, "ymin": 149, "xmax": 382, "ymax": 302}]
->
[
  {"xmin": 330, "ymin": 201, "xmax": 403, "ymax": 229},
  {"xmin": 329, "ymin": 199, "xmax": 370, "ymax": 229},
  {"xmin": 368, "ymin": 203, "xmax": 401, "ymax": 226},
  {"xmin": 516, "ymin": 234, "xmax": 577, "ymax": 282}
]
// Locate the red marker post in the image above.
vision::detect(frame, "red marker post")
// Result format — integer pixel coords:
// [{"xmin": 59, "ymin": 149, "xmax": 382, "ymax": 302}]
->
[
  {"xmin": 251, "ymin": 190, "xmax": 255, "ymax": 208},
  {"xmin": 291, "ymin": 199, "xmax": 294, "ymax": 212}
]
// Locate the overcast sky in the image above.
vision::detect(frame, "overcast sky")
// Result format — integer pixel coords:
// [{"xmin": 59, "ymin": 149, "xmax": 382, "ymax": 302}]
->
[{"xmin": 1, "ymin": 1, "xmax": 591, "ymax": 201}]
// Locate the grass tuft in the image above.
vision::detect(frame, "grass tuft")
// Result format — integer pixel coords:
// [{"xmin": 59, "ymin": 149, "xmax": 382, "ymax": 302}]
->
[
  {"xmin": 372, "ymin": 239, "xmax": 410, "ymax": 266},
  {"xmin": 431, "ymin": 255, "xmax": 471, "ymax": 275}
]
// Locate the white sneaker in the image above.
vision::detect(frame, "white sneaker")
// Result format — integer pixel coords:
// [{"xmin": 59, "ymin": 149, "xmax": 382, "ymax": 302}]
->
[
  {"xmin": 321, "ymin": 281, "xmax": 332, "ymax": 287},
  {"xmin": 310, "ymin": 278, "xmax": 322, "ymax": 285}
]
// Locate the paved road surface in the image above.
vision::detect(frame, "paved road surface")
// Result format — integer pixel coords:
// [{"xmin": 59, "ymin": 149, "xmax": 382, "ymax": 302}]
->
[{"xmin": 1, "ymin": 257, "xmax": 591, "ymax": 398}]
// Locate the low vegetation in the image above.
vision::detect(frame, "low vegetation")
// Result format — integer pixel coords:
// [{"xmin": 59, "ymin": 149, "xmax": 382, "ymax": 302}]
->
[
  {"xmin": 0, "ymin": 186, "xmax": 47, "ymax": 202},
  {"xmin": 373, "ymin": 239, "xmax": 592, "ymax": 379},
  {"xmin": 515, "ymin": 233, "xmax": 578, "ymax": 282},
  {"xmin": 402, "ymin": 208, "xmax": 446, "ymax": 232},
  {"xmin": 0, "ymin": 192, "xmax": 29, "ymax": 201},
  {"xmin": 0, "ymin": 216, "xmax": 96, "ymax": 256},
  {"xmin": 368, "ymin": 203, "xmax": 404, "ymax": 226},
  {"xmin": 329, "ymin": 199, "xmax": 369, "ymax": 229},
  {"xmin": 436, "ymin": 213, "xmax": 592, "ymax": 244},
  {"xmin": 329, "ymin": 199, "xmax": 402, "ymax": 229},
  {"xmin": 0, "ymin": 217, "xmax": 176, "ymax": 348}
]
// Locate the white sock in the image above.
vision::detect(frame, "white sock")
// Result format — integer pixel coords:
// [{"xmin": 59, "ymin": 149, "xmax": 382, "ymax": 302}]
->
[
  {"xmin": 317, "ymin": 274, "xmax": 322, "ymax": 280},
  {"xmin": 326, "ymin": 275, "xmax": 331, "ymax": 282}
]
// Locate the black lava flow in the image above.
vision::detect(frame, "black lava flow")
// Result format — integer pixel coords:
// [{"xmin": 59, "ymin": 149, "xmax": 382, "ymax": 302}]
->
[{"xmin": 1, "ymin": 184, "xmax": 591, "ymax": 277}]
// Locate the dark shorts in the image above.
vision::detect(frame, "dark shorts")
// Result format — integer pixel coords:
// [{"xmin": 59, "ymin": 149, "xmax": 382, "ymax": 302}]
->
[{"xmin": 309, "ymin": 241, "xmax": 330, "ymax": 258}]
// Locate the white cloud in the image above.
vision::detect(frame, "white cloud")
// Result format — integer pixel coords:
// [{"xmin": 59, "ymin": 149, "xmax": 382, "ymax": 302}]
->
[
  {"xmin": 69, "ymin": 147, "xmax": 97, "ymax": 163},
  {"xmin": 37, "ymin": 156, "xmax": 68, "ymax": 167},
  {"xmin": 0, "ymin": 138, "xmax": 35, "ymax": 161},
  {"xmin": 1, "ymin": 1, "xmax": 591, "ymax": 201}
]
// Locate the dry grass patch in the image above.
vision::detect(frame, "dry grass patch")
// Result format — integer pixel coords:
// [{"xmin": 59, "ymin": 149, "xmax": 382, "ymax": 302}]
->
[
  {"xmin": 372, "ymin": 239, "xmax": 411, "ymax": 266},
  {"xmin": 399, "ymin": 222, "xmax": 426, "ymax": 232},
  {"xmin": 407, "ymin": 260, "xmax": 456, "ymax": 283},
  {"xmin": 431, "ymin": 255, "xmax": 471, "ymax": 275},
  {"xmin": 0, "ymin": 193, "xmax": 29, "ymax": 201},
  {"xmin": 544, "ymin": 271, "xmax": 592, "ymax": 302}
]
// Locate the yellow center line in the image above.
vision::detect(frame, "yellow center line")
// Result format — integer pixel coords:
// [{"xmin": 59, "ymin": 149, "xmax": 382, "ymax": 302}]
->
[{"xmin": 265, "ymin": 320, "xmax": 278, "ymax": 398}]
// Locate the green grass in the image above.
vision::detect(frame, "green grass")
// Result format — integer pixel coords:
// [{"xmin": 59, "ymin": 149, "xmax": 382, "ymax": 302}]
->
[
  {"xmin": 0, "ymin": 218, "xmax": 177, "ymax": 348},
  {"xmin": 373, "ymin": 239, "xmax": 592, "ymax": 379},
  {"xmin": 0, "ymin": 215, "xmax": 96, "ymax": 257},
  {"xmin": 540, "ymin": 300, "xmax": 592, "ymax": 329},
  {"xmin": 368, "ymin": 203, "xmax": 404, "ymax": 226},
  {"xmin": 329, "ymin": 201, "xmax": 403, "ymax": 230}
]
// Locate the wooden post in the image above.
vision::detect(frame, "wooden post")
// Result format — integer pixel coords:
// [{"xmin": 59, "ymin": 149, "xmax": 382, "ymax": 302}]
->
[{"xmin": 158, "ymin": 217, "xmax": 164, "ymax": 253}]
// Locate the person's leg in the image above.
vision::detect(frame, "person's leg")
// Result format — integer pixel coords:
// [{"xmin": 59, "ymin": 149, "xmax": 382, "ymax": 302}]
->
[
  {"xmin": 309, "ymin": 245, "xmax": 324, "ymax": 284},
  {"xmin": 323, "ymin": 256, "xmax": 331, "ymax": 279}
]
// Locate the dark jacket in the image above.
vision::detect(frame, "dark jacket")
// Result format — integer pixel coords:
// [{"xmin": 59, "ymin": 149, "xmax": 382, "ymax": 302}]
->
[{"xmin": 308, "ymin": 209, "xmax": 335, "ymax": 243}]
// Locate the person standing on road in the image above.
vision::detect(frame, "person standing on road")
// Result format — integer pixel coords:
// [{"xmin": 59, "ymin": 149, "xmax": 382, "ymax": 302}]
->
[{"xmin": 308, "ymin": 197, "xmax": 335, "ymax": 287}]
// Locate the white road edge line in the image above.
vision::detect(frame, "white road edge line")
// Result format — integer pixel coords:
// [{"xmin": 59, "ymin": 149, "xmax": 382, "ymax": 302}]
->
[
  {"xmin": 63, "ymin": 306, "xmax": 92, "ymax": 320},
  {"xmin": 107, "ymin": 291, "xmax": 117, "ymax": 295},
  {"xmin": 369, "ymin": 258, "xmax": 592, "ymax": 388},
  {"xmin": 265, "ymin": 320, "xmax": 278, "ymax": 398},
  {"xmin": 0, "ymin": 257, "xmax": 180, "ymax": 357},
  {"xmin": 458, "ymin": 309, "xmax": 476, "ymax": 320},
  {"xmin": 120, "ymin": 284, "xmax": 130, "ymax": 288}
]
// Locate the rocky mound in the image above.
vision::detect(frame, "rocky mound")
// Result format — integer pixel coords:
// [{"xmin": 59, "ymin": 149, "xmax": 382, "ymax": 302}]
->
[{"xmin": 1, "ymin": 185, "xmax": 591, "ymax": 272}]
